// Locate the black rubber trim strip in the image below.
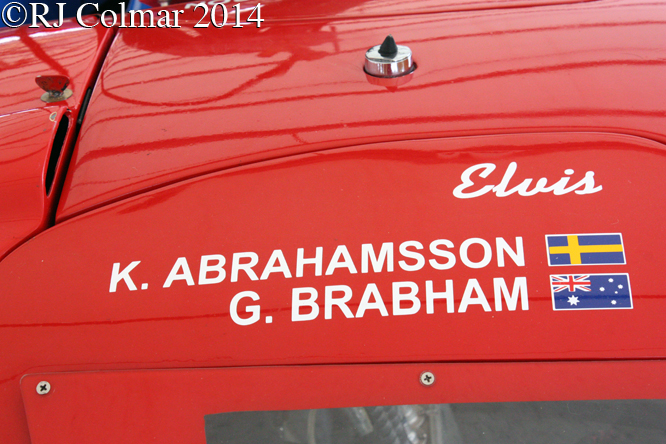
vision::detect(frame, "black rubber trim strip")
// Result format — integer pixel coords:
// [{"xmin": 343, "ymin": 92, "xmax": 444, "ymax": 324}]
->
[
  {"xmin": 77, "ymin": 87, "xmax": 93, "ymax": 127},
  {"xmin": 45, "ymin": 114, "xmax": 69, "ymax": 196}
]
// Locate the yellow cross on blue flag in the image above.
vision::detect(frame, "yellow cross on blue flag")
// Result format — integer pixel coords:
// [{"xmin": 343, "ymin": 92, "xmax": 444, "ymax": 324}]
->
[{"xmin": 546, "ymin": 233, "xmax": 625, "ymax": 266}]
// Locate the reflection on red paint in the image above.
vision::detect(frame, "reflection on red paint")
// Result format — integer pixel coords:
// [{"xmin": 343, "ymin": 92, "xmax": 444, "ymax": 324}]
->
[{"xmin": 58, "ymin": 0, "xmax": 666, "ymax": 221}]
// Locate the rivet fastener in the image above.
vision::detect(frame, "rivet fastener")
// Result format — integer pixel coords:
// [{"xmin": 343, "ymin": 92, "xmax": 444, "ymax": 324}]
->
[
  {"xmin": 36, "ymin": 381, "xmax": 51, "ymax": 395},
  {"xmin": 419, "ymin": 371, "xmax": 435, "ymax": 386}
]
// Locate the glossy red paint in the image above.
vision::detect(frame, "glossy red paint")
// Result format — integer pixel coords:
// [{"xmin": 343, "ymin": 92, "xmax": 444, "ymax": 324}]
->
[
  {"xmin": 2, "ymin": 132, "xmax": 665, "ymax": 441},
  {"xmin": 57, "ymin": 0, "xmax": 666, "ymax": 221},
  {"xmin": 0, "ymin": 107, "xmax": 65, "ymax": 259},
  {"xmin": 154, "ymin": 0, "xmax": 595, "ymax": 21},
  {"xmin": 1, "ymin": 1, "xmax": 665, "ymax": 443},
  {"xmin": 0, "ymin": 22, "xmax": 115, "ymax": 258},
  {"xmin": 20, "ymin": 361, "xmax": 666, "ymax": 444}
]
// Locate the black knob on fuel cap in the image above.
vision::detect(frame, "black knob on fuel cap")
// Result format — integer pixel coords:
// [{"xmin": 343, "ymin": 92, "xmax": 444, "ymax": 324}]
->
[
  {"xmin": 378, "ymin": 35, "xmax": 398, "ymax": 58},
  {"xmin": 365, "ymin": 35, "xmax": 414, "ymax": 78}
]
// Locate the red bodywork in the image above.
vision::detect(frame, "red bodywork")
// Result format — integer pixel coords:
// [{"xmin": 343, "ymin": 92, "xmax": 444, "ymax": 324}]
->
[
  {"xmin": 20, "ymin": 362, "xmax": 666, "ymax": 443},
  {"xmin": 0, "ymin": 23, "xmax": 114, "ymax": 259},
  {"xmin": 0, "ymin": 0, "xmax": 665, "ymax": 443},
  {"xmin": 57, "ymin": 0, "xmax": 666, "ymax": 219}
]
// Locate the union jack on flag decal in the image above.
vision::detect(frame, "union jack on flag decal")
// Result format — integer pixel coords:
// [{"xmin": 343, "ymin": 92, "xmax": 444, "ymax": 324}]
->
[
  {"xmin": 550, "ymin": 273, "xmax": 632, "ymax": 310},
  {"xmin": 551, "ymin": 275, "xmax": 592, "ymax": 293}
]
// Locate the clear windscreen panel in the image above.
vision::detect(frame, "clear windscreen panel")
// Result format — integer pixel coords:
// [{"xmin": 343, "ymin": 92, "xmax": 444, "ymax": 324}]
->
[{"xmin": 205, "ymin": 400, "xmax": 666, "ymax": 444}]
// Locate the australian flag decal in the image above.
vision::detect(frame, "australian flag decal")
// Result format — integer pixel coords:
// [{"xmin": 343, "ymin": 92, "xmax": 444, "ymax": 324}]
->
[{"xmin": 550, "ymin": 273, "xmax": 632, "ymax": 310}]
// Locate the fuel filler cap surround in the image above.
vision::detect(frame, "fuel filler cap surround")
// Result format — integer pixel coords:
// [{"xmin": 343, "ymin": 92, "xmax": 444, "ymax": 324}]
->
[{"xmin": 364, "ymin": 35, "xmax": 415, "ymax": 78}]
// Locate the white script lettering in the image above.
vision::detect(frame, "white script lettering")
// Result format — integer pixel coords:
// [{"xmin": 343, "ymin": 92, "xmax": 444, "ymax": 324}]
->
[{"xmin": 453, "ymin": 162, "xmax": 602, "ymax": 199}]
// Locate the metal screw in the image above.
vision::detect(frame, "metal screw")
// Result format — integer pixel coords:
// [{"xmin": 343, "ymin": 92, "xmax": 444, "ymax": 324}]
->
[
  {"xmin": 419, "ymin": 371, "xmax": 435, "ymax": 386},
  {"xmin": 36, "ymin": 381, "xmax": 51, "ymax": 395}
]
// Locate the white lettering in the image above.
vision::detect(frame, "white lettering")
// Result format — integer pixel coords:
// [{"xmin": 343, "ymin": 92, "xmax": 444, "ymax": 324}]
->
[
  {"xmin": 29, "ymin": 3, "xmax": 50, "ymax": 27},
  {"xmin": 361, "ymin": 243, "xmax": 394, "ymax": 273},
  {"xmin": 325, "ymin": 245, "xmax": 358, "ymax": 275},
  {"xmin": 494, "ymin": 277, "xmax": 529, "ymax": 311},
  {"xmin": 355, "ymin": 283, "xmax": 389, "ymax": 317},
  {"xmin": 324, "ymin": 285, "xmax": 354, "ymax": 319},
  {"xmin": 573, "ymin": 171, "xmax": 603, "ymax": 195},
  {"xmin": 231, "ymin": 252, "xmax": 259, "ymax": 282},
  {"xmin": 129, "ymin": 9, "xmax": 154, "ymax": 27},
  {"xmin": 198, "ymin": 254, "xmax": 226, "ymax": 285},
  {"xmin": 118, "ymin": 1, "xmax": 126, "ymax": 26},
  {"xmin": 429, "ymin": 239, "xmax": 456, "ymax": 270},
  {"xmin": 453, "ymin": 162, "xmax": 602, "ymax": 199},
  {"xmin": 458, "ymin": 279, "xmax": 492, "ymax": 312},
  {"xmin": 296, "ymin": 247, "xmax": 322, "ymax": 277},
  {"xmin": 260, "ymin": 249, "xmax": 292, "ymax": 280},
  {"xmin": 230, "ymin": 291, "xmax": 260, "ymax": 325},
  {"xmin": 496, "ymin": 237, "xmax": 525, "ymax": 267},
  {"xmin": 460, "ymin": 238, "xmax": 492, "ymax": 269},
  {"xmin": 493, "ymin": 162, "xmax": 532, "ymax": 197},
  {"xmin": 392, "ymin": 281, "xmax": 421, "ymax": 316},
  {"xmin": 109, "ymin": 261, "xmax": 140, "ymax": 292},
  {"xmin": 183, "ymin": 0, "xmax": 230, "ymax": 8},
  {"xmin": 292, "ymin": 287, "xmax": 319, "ymax": 321},
  {"xmin": 398, "ymin": 241, "xmax": 425, "ymax": 271},
  {"xmin": 545, "ymin": 170, "xmax": 573, "ymax": 195},
  {"xmin": 174, "ymin": 9, "xmax": 183, "ymax": 27},
  {"xmin": 426, "ymin": 280, "xmax": 454, "ymax": 314},
  {"xmin": 100, "ymin": 9, "xmax": 117, "ymax": 27},
  {"xmin": 54, "ymin": 3, "xmax": 64, "ymax": 27},
  {"xmin": 76, "ymin": 3, "xmax": 99, "ymax": 27},
  {"xmin": 453, "ymin": 163, "xmax": 496, "ymax": 198},
  {"xmin": 163, "ymin": 257, "xmax": 195, "ymax": 287}
]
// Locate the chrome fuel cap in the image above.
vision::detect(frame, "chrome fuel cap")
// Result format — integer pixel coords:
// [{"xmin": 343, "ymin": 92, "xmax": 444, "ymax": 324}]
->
[{"xmin": 364, "ymin": 35, "xmax": 414, "ymax": 78}]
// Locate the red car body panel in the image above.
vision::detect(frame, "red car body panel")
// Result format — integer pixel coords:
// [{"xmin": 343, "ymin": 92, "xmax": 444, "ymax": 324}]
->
[
  {"xmin": 57, "ymin": 0, "xmax": 666, "ymax": 220},
  {"xmin": 0, "ymin": 23, "xmax": 115, "ymax": 258},
  {"xmin": 21, "ymin": 361, "xmax": 666, "ymax": 444},
  {"xmin": 153, "ymin": 0, "xmax": 596, "ymax": 20},
  {"xmin": 0, "ymin": 107, "xmax": 62, "ymax": 258},
  {"xmin": 3, "ymin": 132, "xmax": 666, "ymax": 441},
  {"xmin": 0, "ymin": 0, "xmax": 664, "ymax": 443}
]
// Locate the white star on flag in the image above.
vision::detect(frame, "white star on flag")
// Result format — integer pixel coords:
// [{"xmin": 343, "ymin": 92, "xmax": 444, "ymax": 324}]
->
[{"xmin": 568, "ymin": 296, "xmax": 579, "ymax": 306}]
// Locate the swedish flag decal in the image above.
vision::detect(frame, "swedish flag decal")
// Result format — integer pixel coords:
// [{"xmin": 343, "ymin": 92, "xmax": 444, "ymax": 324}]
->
[{"xmin": 546, "ymin": 233, "xmax": 625, "ymax": 266}]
